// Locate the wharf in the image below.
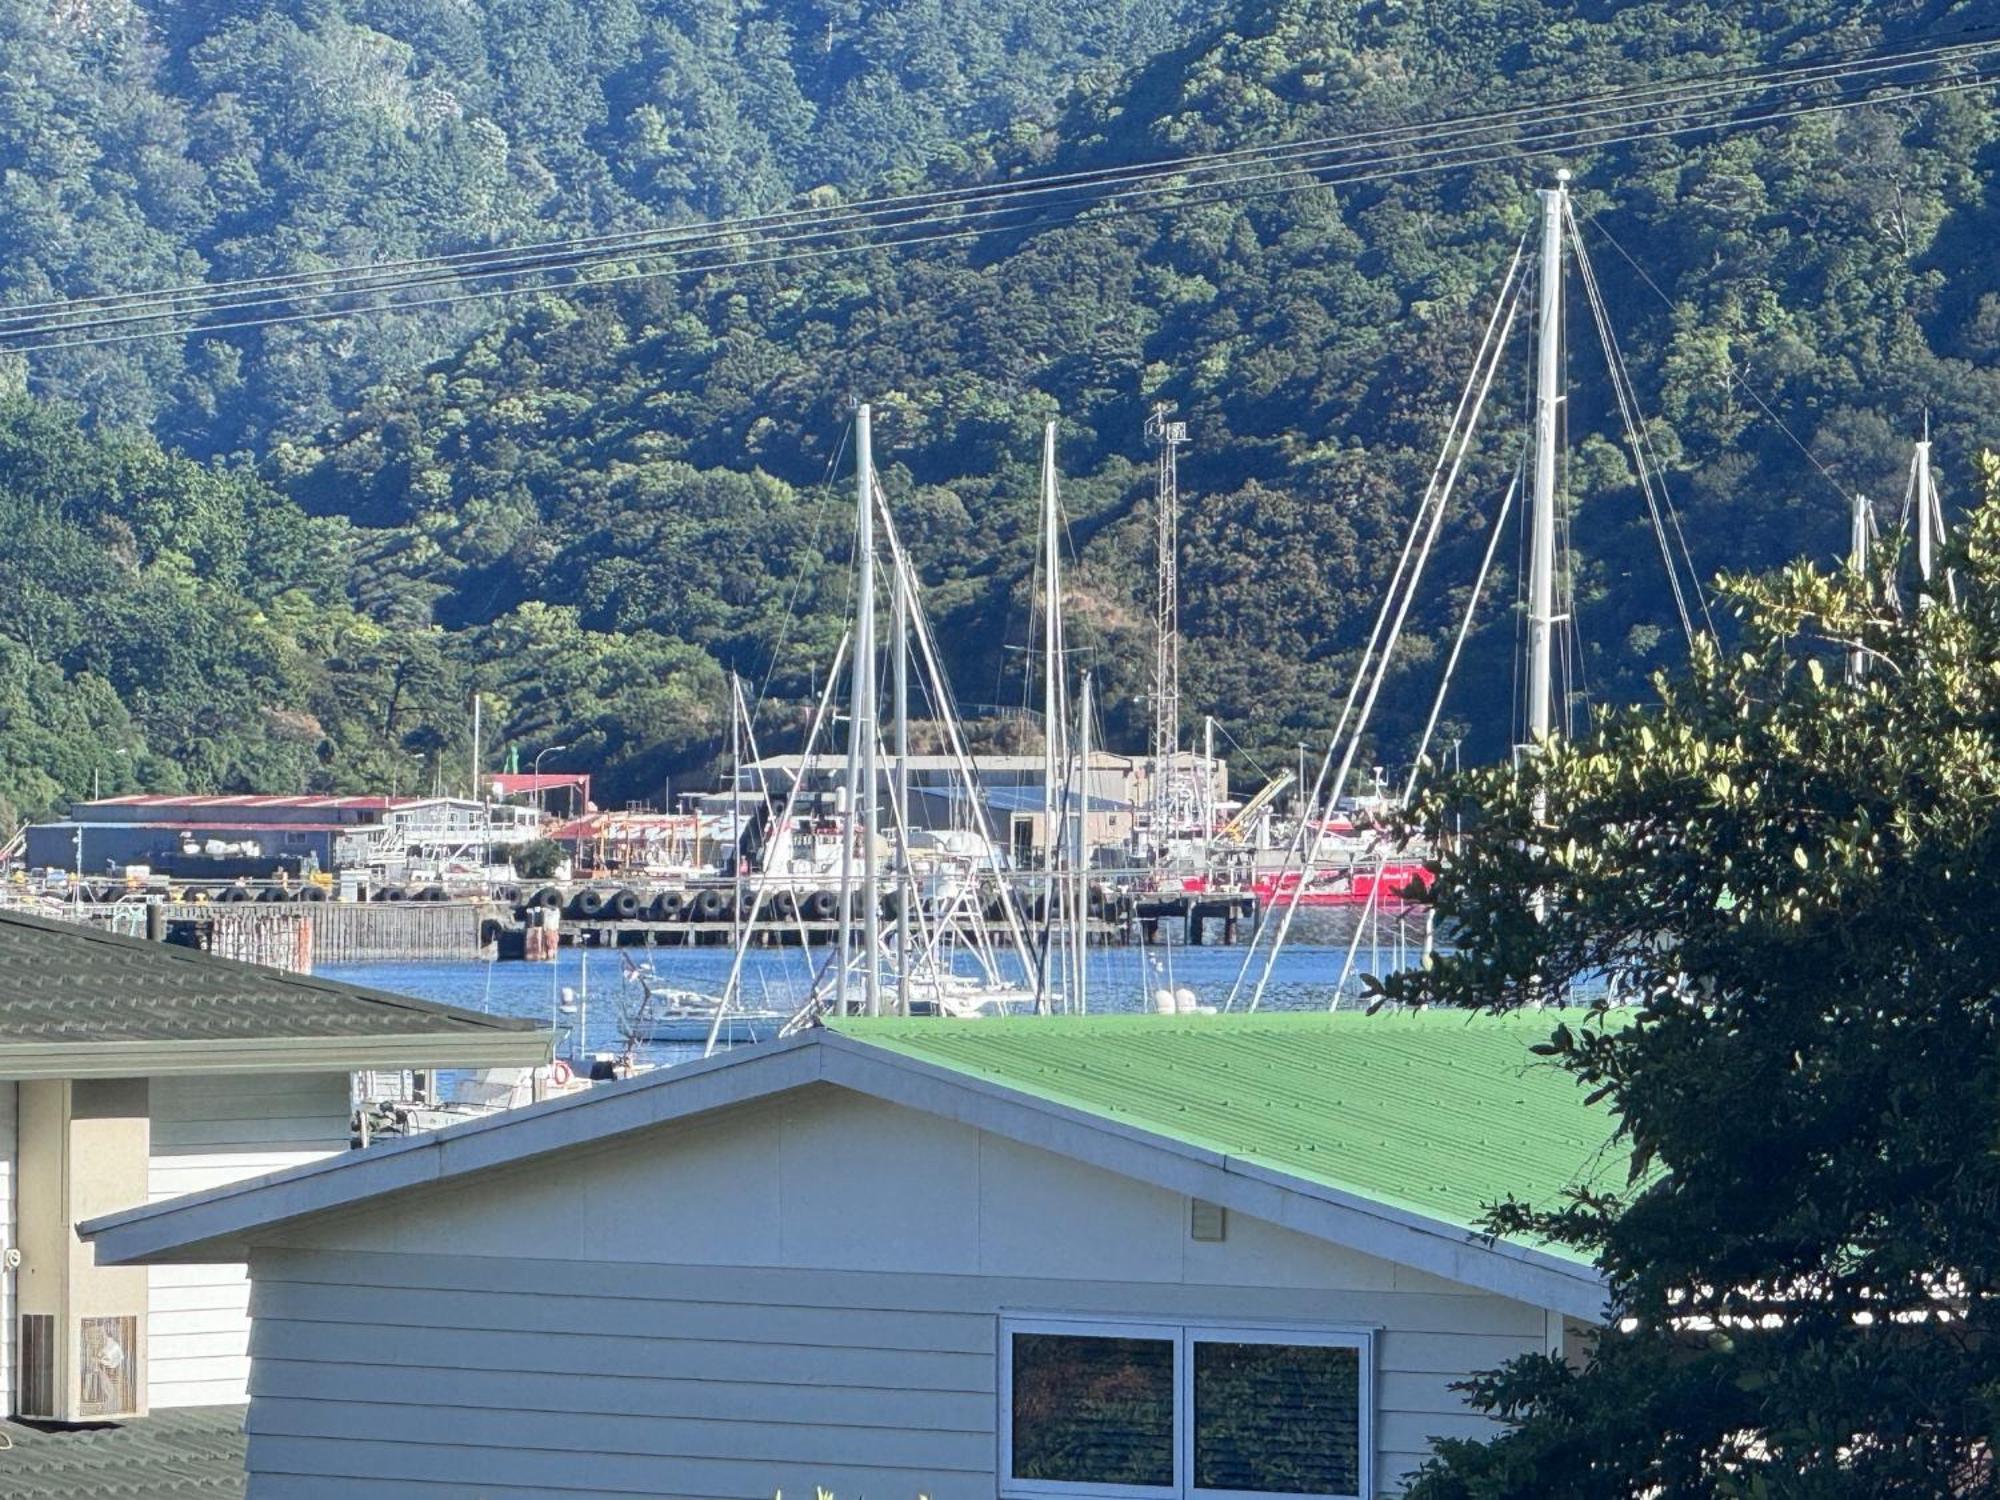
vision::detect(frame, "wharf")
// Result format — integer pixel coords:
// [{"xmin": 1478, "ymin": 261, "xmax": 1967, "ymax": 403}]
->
[
  {"xmin": 48, "ymin": 886, "xmax": 1261, "ymax": 968},
  {"xmin": 508, "ymin": 889, "xmax": 1255, "ymax": 957}
]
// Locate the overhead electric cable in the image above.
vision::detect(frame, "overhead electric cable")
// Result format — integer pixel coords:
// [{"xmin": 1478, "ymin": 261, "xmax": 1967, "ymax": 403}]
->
[
  {"xmin": 3, "ymin": 50, "xmax": 1996, "ymax": 354},
  {"xmin": 6, "ymin": 29, "xmax": 1994, "ymax": 332}
]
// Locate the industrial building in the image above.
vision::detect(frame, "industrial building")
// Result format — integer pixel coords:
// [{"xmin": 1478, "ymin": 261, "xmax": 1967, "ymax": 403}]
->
[
  {"xmin": 743, "ymin": 750, "xmax": 1229, "ymax": 866},
  {"xmin": 23, "ymin": 794, "xmax": 542, "ymax": 888}
]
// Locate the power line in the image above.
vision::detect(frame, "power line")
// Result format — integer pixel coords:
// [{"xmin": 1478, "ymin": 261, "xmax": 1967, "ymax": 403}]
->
[
  {"xmin": 4, "ymin": 56, "xmax": 1994, "ymax": 355},
  {"xmin": 7, "ymin": 26, "xmax": 1995, "ymax": 332},
  {"xmin": 11, "ymin": 56, "xmax": 1994, "ymax": 346}
]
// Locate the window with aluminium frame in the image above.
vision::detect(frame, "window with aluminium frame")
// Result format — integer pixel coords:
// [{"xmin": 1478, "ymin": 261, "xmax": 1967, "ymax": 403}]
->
[{"xmin": 999, "ymin": 1315, "xmax": 1374, "ymax": 1500}]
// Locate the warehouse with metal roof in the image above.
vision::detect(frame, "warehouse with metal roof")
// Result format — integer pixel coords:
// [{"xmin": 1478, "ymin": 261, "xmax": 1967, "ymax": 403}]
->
[{"xmin": 87, "ymin": 1012, "xmax": 1617, "ymax": 1500}]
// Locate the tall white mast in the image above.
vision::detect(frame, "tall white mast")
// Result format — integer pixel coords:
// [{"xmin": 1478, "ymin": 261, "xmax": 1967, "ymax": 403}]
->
[
  {"xmin": 859, "ymin": 418, "xmax": 882, "ymax": 1018},
  {"xmin": 729, "ymin": 673, "xmax": 744, "ymax": 957},
  {"xmin": 1038, "ymin": 418, "xmax": 1065, "ymax": 1013},
  {"xmin": 1849, "ymin": 492, "xmax": 1871, "ymax": 686},
  {"xmin": 469, "ymin": 692, "xmax": 482, "ymax": 801},
  {"xmin": 892, "ymin": 537, "xmax": 912, "ymax": 1018},
  {"xmin": 1073, "ymin": 671, "xmax": 1093, "ymax": 1015},
  {"xmin": 1525, "ymin": 171, "xmax": 1570, "ymax": 748},
  {"xmin": 1915, "ymin": 423, "xmax": 1936, "ymax": 596},
  {"xmin": 1202, "ymin": 714, "xmax": 1215, "ymax": 868},
  {"xmin": 1146, "ymin": 405, "xmax": 1188, "ymax": 854},
  {"xmin": 837, "ymin": 404, "xmax": 880, "ymax": 1017}
]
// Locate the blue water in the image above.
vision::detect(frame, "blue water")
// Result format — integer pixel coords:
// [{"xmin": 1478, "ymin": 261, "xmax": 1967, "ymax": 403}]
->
[{"xmin": 323, "ymin": 918, "xmax": 1428, "ymax": 1068}]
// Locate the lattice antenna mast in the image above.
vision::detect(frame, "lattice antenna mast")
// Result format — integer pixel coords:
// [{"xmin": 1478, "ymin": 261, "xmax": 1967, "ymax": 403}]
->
[{"xmin": 1146, "ymin": 404, "xmax": 1189, "ymax": 849}]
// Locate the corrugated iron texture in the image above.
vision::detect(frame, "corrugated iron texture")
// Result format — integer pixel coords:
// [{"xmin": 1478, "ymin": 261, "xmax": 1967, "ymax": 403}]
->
[{"xmin": 839, "ymin": 1012, "xmax": 1626, "ymax": 1257}]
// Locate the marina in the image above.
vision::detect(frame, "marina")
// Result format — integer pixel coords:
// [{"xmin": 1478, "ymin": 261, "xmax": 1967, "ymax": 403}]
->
[{"xmin": 323, "ymin": 918, "xmax": 1427, "ymax": 1065}]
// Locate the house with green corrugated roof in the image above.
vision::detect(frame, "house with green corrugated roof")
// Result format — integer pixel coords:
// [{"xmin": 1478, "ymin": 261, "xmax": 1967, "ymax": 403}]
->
[{"xmin": 83, "ymin": 1013, "xmax": 1620, "ymax": 1500}]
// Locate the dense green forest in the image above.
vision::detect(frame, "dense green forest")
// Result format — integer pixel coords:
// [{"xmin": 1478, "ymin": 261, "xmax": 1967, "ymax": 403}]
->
[{"xmin": 1, "ymin": 0, "xmax": 1997, "ymax": 822}]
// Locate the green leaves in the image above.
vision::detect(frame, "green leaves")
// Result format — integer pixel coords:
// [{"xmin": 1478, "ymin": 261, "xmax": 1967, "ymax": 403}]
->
[{"xmin": 1403, "ymin": 477, "xmax": 2000, "ymax": 1495}]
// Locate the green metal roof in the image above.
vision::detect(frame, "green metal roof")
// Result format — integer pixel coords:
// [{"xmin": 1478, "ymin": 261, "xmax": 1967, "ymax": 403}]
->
[{"xmin": 836, "ymin": 1012, "xmax": 1626, "ymax": 1263}]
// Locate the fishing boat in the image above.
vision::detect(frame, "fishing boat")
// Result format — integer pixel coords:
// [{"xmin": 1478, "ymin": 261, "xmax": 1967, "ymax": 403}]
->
[{"xmin": 1251, "ymin": 862, "xmax": 1434, "ymax": 909}]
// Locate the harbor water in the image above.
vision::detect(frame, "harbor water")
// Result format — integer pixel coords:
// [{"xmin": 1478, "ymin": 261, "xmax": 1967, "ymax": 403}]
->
[{"xmin": 323, "ymin": 916, "xmax": 1429, "ymax": 1069}]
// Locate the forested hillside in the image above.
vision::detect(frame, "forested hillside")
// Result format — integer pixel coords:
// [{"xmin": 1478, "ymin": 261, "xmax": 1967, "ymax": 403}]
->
[
  {"xmin": 2, "ymin": 0, "xmax": 1997, "ymax": 820},
  {"xmin": 4, "ymin": 0, "xmax": 1220, "ymax": 447}
]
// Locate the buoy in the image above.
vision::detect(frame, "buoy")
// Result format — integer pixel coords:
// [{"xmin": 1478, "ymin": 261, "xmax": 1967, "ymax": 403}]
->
[
  {"xmin": 550, "ymin": 1059, "xmax": 573, "ymax": 1087},
  {"xmin": 1152, "ymin": 988, "xmax": 1177, "ymax": 1014},
  {"xmin": 1174, "ymin": 987, "xmax": 1200, "ymax": 1014}
]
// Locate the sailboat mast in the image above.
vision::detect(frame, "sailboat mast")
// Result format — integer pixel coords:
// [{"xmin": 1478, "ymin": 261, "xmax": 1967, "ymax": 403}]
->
[
  {"xmin": 1916, "ymin": 429, "xmax": 1935, "ymax": 590},
  {"xmin": 1039, "ymin": 418, "xmax": 1064, "ymax": 1013},
  {"xmin": 1073, "ymin": 671, "xmax": 1092, "ymax": 1015},
  {"xmin": 859, "ymin": 420, "xmax": 882, "ymax": 1018},
  {"xmin": 836, "ymin": 404, "xmax": 876, "ymax": 1017},
  {"xmin": 1849, "ymin": 492, "xmax": 1870, "ymax": 686},
  {"xmin": 1202, "ymin": 714, "xmax": 1215, "ymax": 869},
  {"xmin": 1526, "ymin": 171, "xmax": 1569, "ymax": 747},
  {"xmin": 730, "ymin": 673, "xmax": 744, "ymax": 957},
  {"xmin": 1147, "ymin": 406, "xmax": 1187, "ymax": 857},
  {"xmin": 893, "ymin": 539, "xmax": 912, "ymax": 1018}
]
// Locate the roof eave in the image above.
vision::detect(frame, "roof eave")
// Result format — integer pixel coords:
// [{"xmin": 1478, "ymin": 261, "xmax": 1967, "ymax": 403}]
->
[
  {"xmin": 814, "ymin": 1034, "xmax": 1609, "ymax": 1322},
  {"xmin": 84, "ymin": 1029, "xmax": 1608, "ymax": 1323},
  {"xmin": 82, "ymin": 1033, "xmax": 824, "ymax": 1264},
  {"xmin": 0, "ymin": 1029, "xmax": 554, "ymax": 1081}
]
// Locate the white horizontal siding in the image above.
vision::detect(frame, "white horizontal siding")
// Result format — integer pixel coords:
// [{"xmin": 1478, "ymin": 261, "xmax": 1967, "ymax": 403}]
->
[
  {"xmin": 244, "ymin": 1249, "xmax": 1540, "ymax": 1496},
  {"xmin": 149, "ymin": 1073, "xmax": 350, "ymax": 1409},
  {"xmin": 234, "ymin": 1088, "xmax": 1553, "ymax": 1495}
]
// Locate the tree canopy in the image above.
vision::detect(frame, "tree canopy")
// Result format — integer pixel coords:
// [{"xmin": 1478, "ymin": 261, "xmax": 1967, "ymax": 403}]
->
[{"xmin": 1394, "ymin": 475, "xmax": 2000, "ymax": 1495}]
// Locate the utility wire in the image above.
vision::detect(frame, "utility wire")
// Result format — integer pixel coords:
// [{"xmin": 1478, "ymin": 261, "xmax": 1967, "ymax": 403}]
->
[
  {"xmin": 4, "ymin": 53, "xmax": 1997, "ymax": 354},
  {"xmin": 6, "ymin": 28, "xmax": 1993, "ymax": 331}
]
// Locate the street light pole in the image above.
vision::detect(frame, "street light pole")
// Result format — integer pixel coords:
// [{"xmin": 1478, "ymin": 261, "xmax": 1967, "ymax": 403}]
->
[{"xmin": 533, "ymin": 745, "xmax": 570, "ymax": 817}]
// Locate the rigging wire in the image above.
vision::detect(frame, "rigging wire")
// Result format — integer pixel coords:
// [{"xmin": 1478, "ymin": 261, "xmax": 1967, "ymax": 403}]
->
[
  {"xmin": 7, "ymin": 29, "xmax": 1994, "ymax": 334},
  {"xmin": 754, "ymin": 421, "xmax": 850, "ymax": 716},
  {"xmin": 1329, "ymin": 454, "xmax": 1529, "ymax": 1007},
  {"xmin": 1221, "ymin": 231, "xmax": 1532, "ymax": 1010},
  {"xmin": 4, "ymin": 63, "xmax": 1997, "ymax": 354},
  {"xmin": 1246, "ymin": 274, "xmax": 1527, "ymax": 1011},
  {"xmin": 1581, "ymin": 212, "xmax": 1856, "ymax": 508},
  {"xmin": 1232, "ymin": 248, "xmax": 1531, "ymax": 1011},
  {"xmin": 1566, "ymin": 203, "xmax": 1717, "ymax": 645}
]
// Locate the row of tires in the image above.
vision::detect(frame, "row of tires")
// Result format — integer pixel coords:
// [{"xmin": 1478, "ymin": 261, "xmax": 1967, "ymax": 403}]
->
[
  {"xmin": 526, "ymin": 886, "xmax": 1117, "ymax": 923},
  {"xmin": 529, "ymin": 887, "xmax": 850, "ymax": 923},
  {"xmin": 64, "ymin": 883, "xmax": 334, "ymax": 905}
]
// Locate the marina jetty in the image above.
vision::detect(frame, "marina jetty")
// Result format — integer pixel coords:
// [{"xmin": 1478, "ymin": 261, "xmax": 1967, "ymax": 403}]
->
[{"xmin": 10, "ymin": 751, "xmax": 1425, "ymax": 967}]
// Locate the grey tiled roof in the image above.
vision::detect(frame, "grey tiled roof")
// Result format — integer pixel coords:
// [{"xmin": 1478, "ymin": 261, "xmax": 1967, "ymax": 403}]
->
[
  {"xmin": 0, "ymin": 1405, "xmax": 246, "ymax": 1497},
  {"xmin": 0, "ymin": 906, "xmax": 536, "ymax": 1047}
]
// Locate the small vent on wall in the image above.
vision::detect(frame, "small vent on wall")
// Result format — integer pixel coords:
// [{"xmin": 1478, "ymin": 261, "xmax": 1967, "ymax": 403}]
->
[
  {"xmin": 1190, "ymin": 1199, "xmax": 1227, "ymax": 1242},
  {"xmin": 79, "ymin": 1315, "xmax": 140, "ymax": 1419},
  {"xmin": 18, "ymin": 1314, "xmax": 53, "ymax": 1419}
]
